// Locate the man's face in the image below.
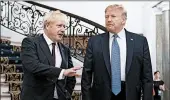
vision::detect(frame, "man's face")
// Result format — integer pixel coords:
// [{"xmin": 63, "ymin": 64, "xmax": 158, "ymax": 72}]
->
[
  {"xmin": 46, "ymin": 20, "xmax": 66, "ymax": 42},
  {"xmin": 105, "ymin": 7, "xmax": 125, "ymax": 33}
]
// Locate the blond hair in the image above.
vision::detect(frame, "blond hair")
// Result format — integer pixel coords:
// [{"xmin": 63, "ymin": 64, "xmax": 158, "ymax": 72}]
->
[
  {"xmin": 43, "ymin": 10, "xmax": 68, "ymax": 29},
  {"xmin": 105, "ymin": 4, "xmax": 127, "ymax": 19}
]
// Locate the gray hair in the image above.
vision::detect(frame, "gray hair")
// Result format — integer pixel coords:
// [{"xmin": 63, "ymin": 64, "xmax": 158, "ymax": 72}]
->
[{"xmin": 43, "ymin": 10, "xmax": 68, "ymax": 29}]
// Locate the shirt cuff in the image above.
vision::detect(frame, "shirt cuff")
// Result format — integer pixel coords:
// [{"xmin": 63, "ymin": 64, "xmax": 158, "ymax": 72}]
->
[{"xmin": 58, "ymin": 69, "xmax": 65, "ymax": 80}]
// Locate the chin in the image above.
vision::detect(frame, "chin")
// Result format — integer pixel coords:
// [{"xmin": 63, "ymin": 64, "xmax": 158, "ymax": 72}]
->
[
  {"xmin": 57, "ymin": 38, "xmax": 62, "ymax": 42},
  {"xmin": 55, "ymin": 36, "xmax": 63, "ymax": 42},
  {"xmin": 107, "ymin": 29, "xmax": 114, "ymax": 33}
]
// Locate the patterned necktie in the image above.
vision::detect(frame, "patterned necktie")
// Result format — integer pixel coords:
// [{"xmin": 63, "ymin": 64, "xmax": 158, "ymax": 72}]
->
[{"xmin": 111, "ymin": 34, "xmax": 121, "ymax": 95}]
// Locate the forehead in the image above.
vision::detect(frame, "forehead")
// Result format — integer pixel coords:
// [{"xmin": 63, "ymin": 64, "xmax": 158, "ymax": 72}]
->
[
  {"xmin": 51, "ymin": 19, "xmax": 67, "ymax": 25},
  {"xmin": 155, "ymin": 72, "xmax": 160, "ymax": 75}
]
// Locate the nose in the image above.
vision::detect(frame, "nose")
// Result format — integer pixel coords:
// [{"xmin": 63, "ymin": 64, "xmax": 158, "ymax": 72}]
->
[
  {"xmin": 61, "ymin": 26, "xmax": 65, "ymax": 33},
  {"xmin": 60, "ymin": 25, "xmax": 65, "ymax": 31},
  {"xmin": 107, "ymin": 16, "xmax": 112, "ymax": 22},
  {"xmin": 61, "ymin": 26, "xmax": 65, "ymax": 30}
]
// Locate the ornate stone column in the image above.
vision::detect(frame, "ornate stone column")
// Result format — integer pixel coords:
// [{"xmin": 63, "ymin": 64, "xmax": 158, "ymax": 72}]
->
[{"xmin": 154, "ymin": 1, "xmax": 170, "ymax": 100}]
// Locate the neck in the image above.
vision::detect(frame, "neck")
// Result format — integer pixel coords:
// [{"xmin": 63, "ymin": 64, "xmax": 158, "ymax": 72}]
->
[{"xmin": 154, "ymin": 78, "xmax": 160, "ymax": 81}]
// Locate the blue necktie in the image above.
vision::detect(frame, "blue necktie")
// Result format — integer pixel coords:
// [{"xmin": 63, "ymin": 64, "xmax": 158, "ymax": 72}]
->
[{"xmin": 111, "ymin": 34, "xmax": 121, "ymax": 95}]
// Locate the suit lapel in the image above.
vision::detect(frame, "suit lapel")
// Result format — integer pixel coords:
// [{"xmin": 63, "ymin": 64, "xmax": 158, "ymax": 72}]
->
[
  {"xmin": 58, "ymin": 43, "xmax": 67, "ymax": 69},
  {"xmin": 39, "ymin": 34, "xmax": 55, "ymax": 66},
  {"xmin": 102, "ymin": 33, "xmax": 111, "ymax": 77},
  {"xmin": 125, "ymin": 30, "xmax": 134, "ymax": 75}
]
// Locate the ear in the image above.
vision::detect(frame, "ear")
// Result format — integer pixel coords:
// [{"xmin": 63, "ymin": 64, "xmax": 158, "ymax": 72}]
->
[
  {"xmin": 122, "ymin": 18, "xmax": 126, "ymax": 25},
  {"xmin": 46, "ymin": 23, "xmax": 50, "ymax": 30}
]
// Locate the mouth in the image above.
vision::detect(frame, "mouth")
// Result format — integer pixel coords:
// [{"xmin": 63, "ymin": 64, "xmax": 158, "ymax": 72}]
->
[
  {"xmin": 107, "ymin": 24, "xmax": 114, "ymax": 26},
  {"xmin": 58, "ymin": 33, "xmax": 63, "ymax": 37}
]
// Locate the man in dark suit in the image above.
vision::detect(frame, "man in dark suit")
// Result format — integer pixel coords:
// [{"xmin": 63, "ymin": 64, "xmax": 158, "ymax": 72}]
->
[
  {"xmin": 20, "ymin": 10, "xmax": 80, "ymax": 100},
  {"xmin": 81, "ymin": 4, "xmax": 153, "ymax": 100}
]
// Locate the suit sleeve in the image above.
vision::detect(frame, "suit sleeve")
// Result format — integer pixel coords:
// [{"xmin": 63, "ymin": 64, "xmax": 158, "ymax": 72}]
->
[
  {"xmin": 81, "ymin": 38, "xmax": 93, "ymax": 100},
  {"xmin": 65, "ymin": 48, "xmax": 76, "ymax": 94},
  {"xmin": 21, "ymin": 37, "xmax": 62, "ymax": 79},
  {"xmin": 142, "ymin": 37, "xmax": 153, "ymax": 100}
]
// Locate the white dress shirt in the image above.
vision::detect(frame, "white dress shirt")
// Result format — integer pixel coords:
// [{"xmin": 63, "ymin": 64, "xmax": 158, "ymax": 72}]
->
[
  {"xmin": 109, "ymin": 29, "xmax": 127, "ymax": 81},
  {"xmin": 43, "ymin": 33, "xmax": 65, "ymax": 98}
]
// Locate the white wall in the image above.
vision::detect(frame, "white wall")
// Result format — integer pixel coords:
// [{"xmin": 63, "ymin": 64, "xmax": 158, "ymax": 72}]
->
[
  {"xmin": 1, "ymin": 26, "xmax": 26, "ymax": 45},
  {"xmin": 142, "ymin": 2, "xmax": 158, "ymax": 73}
]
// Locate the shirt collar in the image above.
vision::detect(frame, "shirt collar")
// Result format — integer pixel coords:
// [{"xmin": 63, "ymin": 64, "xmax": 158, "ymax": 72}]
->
[
  {"xmin": 43, "ymin": 33, "xmax": 54, "ymax": 46},
  {"xmin": 109, "ymin": 28, "xmax": 126, "ymax": 39}
]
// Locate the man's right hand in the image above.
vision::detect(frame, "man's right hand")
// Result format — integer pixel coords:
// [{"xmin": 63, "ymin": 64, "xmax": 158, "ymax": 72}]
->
[{"xmin": 63, "ymin": 66, "xmax": 81, "ymax": 77}]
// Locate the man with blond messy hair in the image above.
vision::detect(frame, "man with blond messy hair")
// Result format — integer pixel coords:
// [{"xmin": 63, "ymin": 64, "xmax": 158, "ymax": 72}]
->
[
  {"xmin": 81, "ymin": 4, "xmax": 153, "ymax": 100},
  {"xmin": 21, "ymin": 10, "xmax": 81, "ymax": 100}
]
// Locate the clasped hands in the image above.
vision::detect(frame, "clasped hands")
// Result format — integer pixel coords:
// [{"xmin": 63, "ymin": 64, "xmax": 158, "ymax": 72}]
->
[
  {"xmin": 159, "ymin": 85, "xmax": 165, "ymax": 91},
  {"xmin": 63, "ymin": 66, "xmax": 82, "ymax": 77}
]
